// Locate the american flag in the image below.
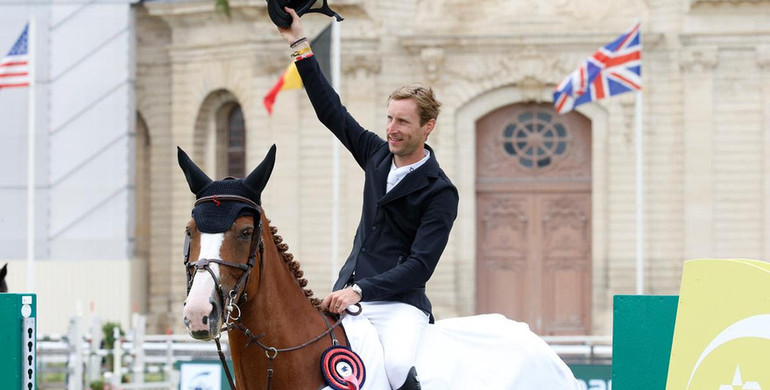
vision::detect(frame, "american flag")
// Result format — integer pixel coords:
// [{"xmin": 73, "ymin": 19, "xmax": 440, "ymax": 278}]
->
[
  {"xmin": 553, "ymin": 22, "xmax": 641, "ymax": 114},
  {"xmin": 0, "ymin": 23, "xmax": 30, "ymax": 89}
]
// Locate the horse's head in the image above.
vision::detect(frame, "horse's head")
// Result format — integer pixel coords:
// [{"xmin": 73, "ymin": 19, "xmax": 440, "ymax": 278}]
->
[{"xmin": 178, "ymin": 145, "xmax": 276, "ymax": 340}]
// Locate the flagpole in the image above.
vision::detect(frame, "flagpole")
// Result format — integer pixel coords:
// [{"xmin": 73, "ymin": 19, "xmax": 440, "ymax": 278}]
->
[
  {"xmin": 635, "ymin": 90, "xmax": 643, "ymax": 295},
  {"xmin": 330, "ymin": 20, "xmax": 341, "ymax": 284},
  {"xmin": 26, "ymin": 16, "xmax": 37, "ymax": 292}
]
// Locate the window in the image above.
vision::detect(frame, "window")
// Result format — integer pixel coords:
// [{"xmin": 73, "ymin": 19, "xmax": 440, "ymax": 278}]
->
[
  {"xmin": 503, "ymin": 111, "xmax": 570, "ymax": 169},
  {"xmin": 226, "ymin": 105, "xmax": 245, "ymax": 177}
]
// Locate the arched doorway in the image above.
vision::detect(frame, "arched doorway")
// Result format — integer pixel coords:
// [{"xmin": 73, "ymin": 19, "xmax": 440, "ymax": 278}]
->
[{"xmin": 475, "ymin": 102, "xmax": 592, "ymax": 335}]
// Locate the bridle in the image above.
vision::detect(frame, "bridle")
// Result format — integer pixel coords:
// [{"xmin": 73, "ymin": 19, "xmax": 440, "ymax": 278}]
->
[
  {"xmin": 183, "ymin": 194, "xmax": 351, "ymax": 390},
  {"xmin": 184, "ymin": 195, "xmax": 265, "ymax": 314}
]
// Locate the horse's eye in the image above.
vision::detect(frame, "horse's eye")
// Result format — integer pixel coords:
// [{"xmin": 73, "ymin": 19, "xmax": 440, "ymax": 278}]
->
[
  {"xmin": 185, "ymin": 228, "xmax": 192, "ymax": 237},
  {"xmin": 240, "ymin": 228, "xmax": 253, "ymax": 240}
]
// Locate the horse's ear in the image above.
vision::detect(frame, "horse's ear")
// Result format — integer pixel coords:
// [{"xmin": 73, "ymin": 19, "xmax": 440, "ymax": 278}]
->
[
  {"xmin": 177, "ymin": 146, "xmax": 213, "ymax": 194},
  {"xmin": 0, "ymin": 263, "xmax": 6, "ymax": 278},
  {"xmin": 243, "ymin": 144, "xmax": 277, "ymax": 195}
]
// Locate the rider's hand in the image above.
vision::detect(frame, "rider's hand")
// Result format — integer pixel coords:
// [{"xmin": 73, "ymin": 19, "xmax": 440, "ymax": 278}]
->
[
  {"xmin": 278, "ymin": 7, "xmax": 306, "ymax": 45},
  {"xmin": 321, "ymin": 287, "xmax": 362, "ymax": 315}
]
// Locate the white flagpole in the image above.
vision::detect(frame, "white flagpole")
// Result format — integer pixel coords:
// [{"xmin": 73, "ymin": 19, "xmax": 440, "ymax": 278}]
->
[
  {"xmin": 26, "ymin": 16, "xmax": 37, "ymax": 292},
  {"xmin": 635, "ymin": 90, "xmax": 643, "ymax": 295},
  {"xmin": 330, "ymin": 21, "xmax": 341, "ymax": 284}
]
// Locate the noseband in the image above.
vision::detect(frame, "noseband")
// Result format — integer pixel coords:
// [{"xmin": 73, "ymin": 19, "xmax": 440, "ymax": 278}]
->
[{"xmin": 184, "ymin": 195, "xmax": 265, "ymax": 322}]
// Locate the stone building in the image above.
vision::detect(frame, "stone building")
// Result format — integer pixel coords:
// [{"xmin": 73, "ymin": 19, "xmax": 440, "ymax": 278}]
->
[{"xmin": 134, "ymin": 0, "xmax": 770, "ymax": 336}]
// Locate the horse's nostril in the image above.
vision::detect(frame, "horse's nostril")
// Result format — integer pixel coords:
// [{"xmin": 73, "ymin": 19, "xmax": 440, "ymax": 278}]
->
[{"xmin": 202, "ymin": 315, "xmax": 208, "ymax": 325}]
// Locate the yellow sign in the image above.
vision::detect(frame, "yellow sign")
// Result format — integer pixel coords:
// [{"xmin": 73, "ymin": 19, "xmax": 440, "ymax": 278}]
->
[{"xmin": 666, "ymin": 259, "xmax": 770, "ymax": 390}]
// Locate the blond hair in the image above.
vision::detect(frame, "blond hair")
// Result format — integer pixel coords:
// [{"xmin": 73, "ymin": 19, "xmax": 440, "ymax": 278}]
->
[{"xmin": 387, "ymin": 83, "xmax": 441, "ymax": 126}]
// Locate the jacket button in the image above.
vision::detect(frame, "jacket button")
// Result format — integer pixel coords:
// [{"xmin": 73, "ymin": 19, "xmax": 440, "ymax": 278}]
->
[
  {"xmin": 371, "ymin": 226, "xmax": 377, "ymax": 231},
  {"xmin": 360, "ymin": 248, "xmax": 367, "ymax": 253}
]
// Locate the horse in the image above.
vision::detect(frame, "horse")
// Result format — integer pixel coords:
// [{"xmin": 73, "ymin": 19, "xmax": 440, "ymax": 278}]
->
[
  {"xmin": 0, "ymin": 263, "xmax": 7, "ymax": 292},
  {"xmin": 179, "ymin": 145, "xmax": 580, "ymax": 390}
]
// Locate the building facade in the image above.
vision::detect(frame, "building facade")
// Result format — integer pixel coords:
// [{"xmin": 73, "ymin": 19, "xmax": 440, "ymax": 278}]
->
[
  {"xmin": 136, "ymin": 0, "xmax": 770, "ymax": 335},
  {"xmin": 1, "ymin": 0, "xmax": 140, "ymax": 336}
]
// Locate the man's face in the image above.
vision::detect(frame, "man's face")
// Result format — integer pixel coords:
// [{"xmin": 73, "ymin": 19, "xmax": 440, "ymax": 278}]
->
[{"xmin": 386, "ymin": 98, "xmax": 434, "ymax": 166}]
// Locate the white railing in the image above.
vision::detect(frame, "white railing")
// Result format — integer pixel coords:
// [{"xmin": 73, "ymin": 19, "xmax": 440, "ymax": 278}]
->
[
  {"xmin": 37, "ymin": 313, "xmax": 228, "ymax": 390},
  {"xmin": 542, "ymin": 335, "xmax": 612, "ymax": 364},
  {"xmin": 39, "ymin": 313, "xmax": 611, "ymax": 390}
]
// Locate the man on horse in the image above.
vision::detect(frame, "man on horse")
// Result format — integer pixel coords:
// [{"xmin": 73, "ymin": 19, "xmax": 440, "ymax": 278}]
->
[{"xmin": 276, "ymin": 8, "xmax": 459, "ymax": 390}]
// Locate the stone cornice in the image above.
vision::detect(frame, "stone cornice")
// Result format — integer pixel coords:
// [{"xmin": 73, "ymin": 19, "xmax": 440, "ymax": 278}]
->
[
  {"xmin": 144, "ymin": 0, "xmax": 262, "ymax": 23},
  {"xmin": 680, "ymin": 45, "xmax": 719, "ymax": 72},
  {"xmin": 401, "ymin": 32, "xmax": 664, "ymax": 51},
  {"xmin": 145, "ymin": 0, "xmax": 365, "ymax": 25},
  {"xmin": 690, "ymin": 0, "xmax": 770, "ymax": 7},
  {"xmin": 342, "ymin": 51, "xmax": 382, "ymax": 76},
  {"xmin": 419, "ymin": 48, "xmax": 444, "ymax": 83},
  {"xmin": 429, "ymin": 46, "xmax": 573, "ymax": 98}
]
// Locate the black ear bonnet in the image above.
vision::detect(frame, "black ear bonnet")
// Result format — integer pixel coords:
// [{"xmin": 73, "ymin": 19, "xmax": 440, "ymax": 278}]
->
[
  {"xmin": 178, "ymin": 145, "xmax": 276, "ymax": 233},
  {"xmin": 267, "ymin": 0, "xmax": 344, "ymax": 29},
  {"xmin": 192, "ymin": 179, "xmax": 261, "ymax": 233}
]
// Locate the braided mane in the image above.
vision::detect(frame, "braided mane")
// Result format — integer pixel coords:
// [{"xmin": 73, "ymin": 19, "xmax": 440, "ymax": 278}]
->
[{"xmin": 267, "ymin": 220, "xmax": 323, "ymax": 310}]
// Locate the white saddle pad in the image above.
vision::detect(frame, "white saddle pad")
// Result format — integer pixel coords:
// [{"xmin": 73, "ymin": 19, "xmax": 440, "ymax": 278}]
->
[{"xmin": 322, "ymin": 313, "xmax": 582, "ymax": 390}]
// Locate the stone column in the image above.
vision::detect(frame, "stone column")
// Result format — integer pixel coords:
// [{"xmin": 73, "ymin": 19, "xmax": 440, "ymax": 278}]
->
[
  {"xmin": 759, "ymin": 46, "xmax": 770, "ymax": 260},
  {"xmin": 681, "ymin": 46, "xmax": 718, "ymax": 259}
]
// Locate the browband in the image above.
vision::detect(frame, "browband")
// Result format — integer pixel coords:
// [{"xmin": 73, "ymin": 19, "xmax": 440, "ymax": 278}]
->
[{"xmin": 195, "ymin": 195, "xmax": 259, "ymax": 209}]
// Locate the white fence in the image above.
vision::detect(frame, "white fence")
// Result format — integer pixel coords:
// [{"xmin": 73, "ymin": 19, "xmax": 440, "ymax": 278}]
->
[
  {"xmin": 38, "ymin": 313, "xmax": 228, "ymax": 390},
  {"xmin": 541, "ymin": 335, "xmax": 613, "ymax": 364},
  {"xmin": 39, "ymin": 313, "xmax": 611, "ymax": 390}
]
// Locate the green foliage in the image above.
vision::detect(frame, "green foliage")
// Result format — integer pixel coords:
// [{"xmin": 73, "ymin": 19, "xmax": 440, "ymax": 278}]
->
[
  {"xmin": 102, "ymin": 321, "xmax": 125, "ymax": 350},
  {"xmin": 216, "ymin": 0, "xmax": 231, "ymax": 18},
  {"xmin": 39, "ymin": 363, "xmax": 66, "ymax": 385},
  {"xmin": 145, "ymin": 372, "xmax": 165, "ymax": 382},
  {"xmin": 89, "ymin": 379, "xmax": 106, "ymax": 390},
  {"xmin": 101, "ymin": 321, "xmax": 125, "ymax": 370}
]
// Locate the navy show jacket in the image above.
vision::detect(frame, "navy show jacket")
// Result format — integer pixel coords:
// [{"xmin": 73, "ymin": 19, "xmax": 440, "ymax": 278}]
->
[{"xmin": 296, "ymin": 56, "xmax": 459, "ymax": 320}]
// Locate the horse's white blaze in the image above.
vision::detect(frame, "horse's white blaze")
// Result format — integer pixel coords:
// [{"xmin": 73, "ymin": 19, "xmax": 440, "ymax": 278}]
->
[{"xmin": 183, "ymin": 232, "xmax": 224, "ymax": 335}]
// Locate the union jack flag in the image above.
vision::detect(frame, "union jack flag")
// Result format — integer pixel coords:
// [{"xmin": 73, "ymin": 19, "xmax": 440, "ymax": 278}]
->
[
  {"xmin": 0, "ymin": 23, "xmax": 30, "ymax": 89},
  {"xmin": 553, "ymin": 21, "xmax": 641, "ymax": 114}
]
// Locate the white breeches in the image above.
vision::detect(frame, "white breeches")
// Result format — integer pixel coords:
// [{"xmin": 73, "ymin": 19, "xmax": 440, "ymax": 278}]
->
[{"xmin": 359, "ymin": 301, "xmax": 429, "ymax": 389}]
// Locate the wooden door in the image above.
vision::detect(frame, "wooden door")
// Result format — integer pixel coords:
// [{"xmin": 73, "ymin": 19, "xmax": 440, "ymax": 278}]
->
[{"xmin": 475, "ymin": 103, "xmax": 592, "ymax": 335}]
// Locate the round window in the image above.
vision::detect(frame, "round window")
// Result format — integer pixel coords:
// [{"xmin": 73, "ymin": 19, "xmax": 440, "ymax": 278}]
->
[{"xmin": 503, "ymin": 111, "xmax": 570, "ymax": 169}]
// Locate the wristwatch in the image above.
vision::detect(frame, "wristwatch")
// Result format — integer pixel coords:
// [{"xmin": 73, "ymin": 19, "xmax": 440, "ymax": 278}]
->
[{"xmin": 351, "ymin": 283, "xmax": 363, "ymax": 298}]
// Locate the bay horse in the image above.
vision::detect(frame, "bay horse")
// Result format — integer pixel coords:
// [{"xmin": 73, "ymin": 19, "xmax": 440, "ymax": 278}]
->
[{"xmin": 179, "ymin": 145, "xmax": 580, "ymax": 390}]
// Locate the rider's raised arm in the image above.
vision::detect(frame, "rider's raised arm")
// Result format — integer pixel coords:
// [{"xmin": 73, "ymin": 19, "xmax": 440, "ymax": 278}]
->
[
  {"xmin": 278, "ymin": 7, "xmax": 383, "ymax": 169},
  {"xmin": 295, "ymin": 55, "xmax": 384, "ymax": 169}
]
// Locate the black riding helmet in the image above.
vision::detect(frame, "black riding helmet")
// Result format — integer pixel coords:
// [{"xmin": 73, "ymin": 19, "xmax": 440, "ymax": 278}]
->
[{"xmin": 267, "ymin": 0, "xmax": 344, "ymax": 29}]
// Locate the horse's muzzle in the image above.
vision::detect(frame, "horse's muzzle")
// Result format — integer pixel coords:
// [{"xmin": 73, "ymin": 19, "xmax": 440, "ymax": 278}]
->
[{"xmin": 183, "ymin": 294, "xmax": 222, "ymax": 340}]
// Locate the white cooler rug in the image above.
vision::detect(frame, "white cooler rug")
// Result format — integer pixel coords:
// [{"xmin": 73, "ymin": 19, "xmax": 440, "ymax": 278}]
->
[{"xmin": 321, "ymin": 313, "xmax": 582, "ymax": 390}]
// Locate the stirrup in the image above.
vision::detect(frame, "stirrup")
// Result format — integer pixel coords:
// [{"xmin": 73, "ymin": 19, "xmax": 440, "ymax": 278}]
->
[{"xmin": 396, "ymin": 366, "xmax": 421, "ymax": 390}]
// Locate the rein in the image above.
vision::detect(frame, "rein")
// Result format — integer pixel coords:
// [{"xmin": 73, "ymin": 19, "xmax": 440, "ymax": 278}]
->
[
  {"xmin": 220, "ymin": 307, "xmax": 354, "ymax": 390},
  {"xmin": 186, "ymin": 194, "xmax": 352, "ymax": 390}
]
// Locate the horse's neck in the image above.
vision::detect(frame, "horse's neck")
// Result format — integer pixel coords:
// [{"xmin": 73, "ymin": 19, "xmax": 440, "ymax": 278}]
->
[{"xmin": 228, "ymin": 217, "xmax": 342, "ymax": 390}]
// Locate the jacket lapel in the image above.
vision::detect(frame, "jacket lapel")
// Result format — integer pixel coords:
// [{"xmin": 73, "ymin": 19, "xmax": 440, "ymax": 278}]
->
[
  {"xmin": 373, "ymin": 152, "xmax": 391, "ymax": 197},
  {"xmin": 377, "ymin": 148, "xmax": 440, "ymax": 206}
]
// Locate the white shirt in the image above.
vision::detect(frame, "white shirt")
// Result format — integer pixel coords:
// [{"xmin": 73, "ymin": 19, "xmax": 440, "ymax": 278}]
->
[{"xmin": 386, "ymin": 150, "xmax": 430, "ymax": 193}]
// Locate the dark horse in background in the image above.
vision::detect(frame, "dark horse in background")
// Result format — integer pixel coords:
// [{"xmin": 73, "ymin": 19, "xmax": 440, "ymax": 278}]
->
[
  {"xmin": 178, "ymin": 145, "xmax": 579, "ymax": 390},
  {"xmin": 1, "ymin": 263, "xmax": 8, "ymax": 292}
]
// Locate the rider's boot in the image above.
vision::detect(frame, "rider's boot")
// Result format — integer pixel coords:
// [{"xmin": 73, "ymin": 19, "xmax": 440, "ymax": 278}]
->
[{"xmin": 396, "ymin": 366, "xmax": 421, "ymax": 390}]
